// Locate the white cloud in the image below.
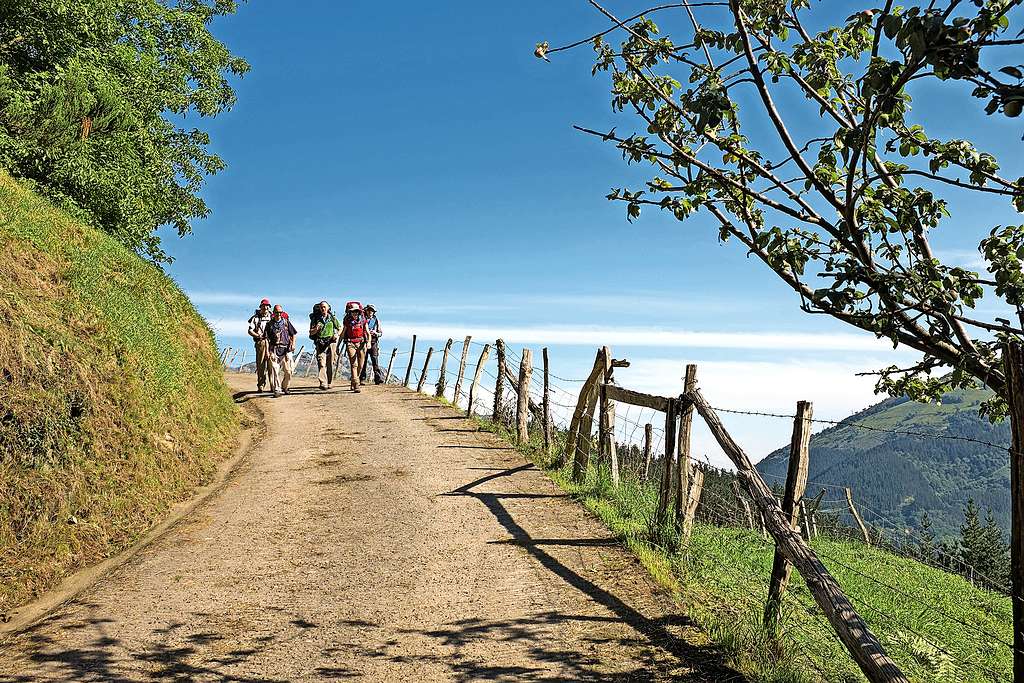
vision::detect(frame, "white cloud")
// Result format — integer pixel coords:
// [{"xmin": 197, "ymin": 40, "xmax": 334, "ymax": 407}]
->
[{"xmin": 209, "ymin": 318, "xmax": 895, "ymax": 352}]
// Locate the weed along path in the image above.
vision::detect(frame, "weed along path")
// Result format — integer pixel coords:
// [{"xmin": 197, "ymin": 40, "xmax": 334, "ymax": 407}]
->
[{"xmin": 0, "ymin": 375, "xmax": 740, "ymax": 682}]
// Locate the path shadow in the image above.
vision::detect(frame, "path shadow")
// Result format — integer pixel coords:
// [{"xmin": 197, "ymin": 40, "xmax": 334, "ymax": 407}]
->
[
  {"xmin": 436, "ymin": 465, "xmax": 744, "ymax": 682},
  {"xmin": 0, "ymin": 608, "xmax": 312, "ymax": 683}
]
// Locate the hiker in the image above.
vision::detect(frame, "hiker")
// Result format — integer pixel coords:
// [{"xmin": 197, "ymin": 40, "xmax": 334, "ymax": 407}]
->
[
  {"xmin": 309, "ymin": 300, "xmax": 341, "ymax": 390},
  {"xmin": 265, "ymin": 305, "xmax": 297, "ymax": 397},
  {"xmin": 340, "ymin": 301, "xmax": 369, "ymax": 392},
  {"xmin": 361, "ymin": 304, "xmax": 385, "ymax": 384},
  {"xmin": 247, "ymin": 298, "xmax": 272, "ymax": 392}
]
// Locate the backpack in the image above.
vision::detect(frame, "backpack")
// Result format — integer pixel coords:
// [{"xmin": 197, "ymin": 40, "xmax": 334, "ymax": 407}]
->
[{"xmin": 343, "ymin": 303, "xmax": 366, "ymax": 341}]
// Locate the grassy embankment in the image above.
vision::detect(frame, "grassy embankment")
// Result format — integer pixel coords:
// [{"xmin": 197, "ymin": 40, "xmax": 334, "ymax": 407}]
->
[
  {"xmin": 0, "ymin": 172, "xmax": 240, "ymax": 617},
  {"xmin": 464, "ymin": 411, "xmax": 1012, "ymax": 683}
]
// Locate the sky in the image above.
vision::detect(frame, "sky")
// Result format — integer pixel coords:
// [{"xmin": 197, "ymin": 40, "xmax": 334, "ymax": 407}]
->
[{"xmin": 166, "ymin": 1, "xmax": 1024, "ymax": 466}]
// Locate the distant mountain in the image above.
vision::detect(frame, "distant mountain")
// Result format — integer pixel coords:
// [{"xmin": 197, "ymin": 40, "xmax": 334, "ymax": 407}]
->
[{"xmin": 755, "ymin": 389, "xmax": 1010, "ymax": 539}]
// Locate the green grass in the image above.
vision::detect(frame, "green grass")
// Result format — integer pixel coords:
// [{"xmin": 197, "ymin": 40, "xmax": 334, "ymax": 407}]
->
[
  {"xmin": 0, "ymin": 171, "xmax": 240, "ymax": 614},
  {"xmin": 466, "ymin": 412, "xmax": 1013, "ymax": 683}
]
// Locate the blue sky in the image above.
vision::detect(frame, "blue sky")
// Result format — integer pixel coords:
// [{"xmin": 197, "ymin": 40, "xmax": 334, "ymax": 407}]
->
[{"xmin": 167, "ymin": 1, "xmax": 1024, "ymax": 463}]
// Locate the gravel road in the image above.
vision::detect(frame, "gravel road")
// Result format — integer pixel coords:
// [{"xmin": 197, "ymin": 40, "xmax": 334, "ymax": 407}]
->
[{"xmin": 0, "ymin": 375, "xmax": 741, "ymax": 681}]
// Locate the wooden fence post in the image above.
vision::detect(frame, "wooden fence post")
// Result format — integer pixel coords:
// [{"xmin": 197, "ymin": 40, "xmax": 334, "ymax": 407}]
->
[
  {"xmin": 643, "ymin": 423, "xmax": 653, "ymax": 480},
  {"xmin": 1003, "ymin": 341, "xmax": 1024, "ymax": 683},
  {"xmin": 435, "ymin": 338, "xmax": 453, "ymax": 398},
  {"xmin": 675, "ymin": 364, "xmax": 698, "ymax": 531},
  {"xmin": 385, "ymin": 347, "xmax": 398, "ymax": 383},
  {"xmin": 765, "ymin": 400, "xmax": 813, "ymax": 631},
  {"xmin": 542, "ymin": 347, "xmax": 551, "ymax": 454},
  {"xmin": 800, "ymin": 501, "xmax": 812, "ymax": 540},
  {"xmin": 567, "ymin": 349, "xmax": 606, "ymax": 475},
  {"xmin": 599, "ymin": 381, "xmax": 620, "ymax": 487},
  {"xmin": 403, "ymin": 335, "xmax": 417, "ymax": 387},
  {"xmin": 731, "ymin": 480, "xmax": 755, "ymax": 530},
  {"xmin": 467, "ymin": 343, "xmax": 491, "ymax": 417},
  {"xmin": 452, "ymin": 336, "xmax": 472, "ymax": 405},
  {"xmin": 680, "ymin": 467, "xmax": 705, "ymax": 543},
  {"xmin": 493, "ymin": 339, "xmax": 506, "ymax": 424},
  {"xmin": 292, "ymin": 345, "xmax": 304, "ymax": 376},
  {"xmin": 416, "ymin": 347, "xmax": 434, "ymax": 393},
  {"xmin": 516, "ymin": 349, "xmax": 533, "ymax": 445},
  {"xmin": 237, "ymin": 350, "xmax": 247, "ymax": 372},
  {"xmin": 655, "ymin": 398, "xmax": 678, "ymax": 526},
  {"xmin": 219, "ymin": 346, "xmax": 231, "ymax": 367},
  {"xmin": 845, "ymin": 487, "xmax": 872, "ymax": 546},
  {"xmin": 688, "ymin": 390, "xmax": 907, "ymax": 683}
]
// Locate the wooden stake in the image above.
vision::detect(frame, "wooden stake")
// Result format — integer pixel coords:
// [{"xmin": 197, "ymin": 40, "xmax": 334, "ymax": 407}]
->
[
  {"xmin": 688, "ymin": 389, "xmax": 906, "ymax": 683},
  {"xmin": 416, "ymin": 347, "xmax": 434, "ymax": 393},
  {"xmin": 452, "ymin": 336, "xmax": 472, "ymax": 405},
  {"xmin": 765, "ymin": 400, "xmax": 813, "ymax": 630},
  {"xmin": 845, "ymin": 487, "xmax": 871, "ymax": 546},
  {"xmin": 493, "ymin": 339, "xmax": 506, "ymax": 423},
  {"xmin": 680, "ymin": 467, "xmax": 705, "ymax": 543},
  {"xmin": 1004, "ymin": 341, "xmax": 1024, "ymax": 683},
  {"xmin": 515, "ymin": 349, "xmax": 533, "ymax": 445},
  {"xmin": 466, "ymin": 343, "xmax": 491, "ymax": 417},
  {"xmin": 732, "ymin": 480, "xmax": 755, "ymax": 530},
  {"xmin": 542, "ymin": 347, "xmax": 551, "ymax": 453},
  {"xmin": 385, "ymin": 347, "xmax": 398, "ymax": 383},
  {"xmin": 403, "ymin": 335, "xmax": 417, "ymax": 387},
  {"xmin": 435, "ymin": 338, "xmax": 453, "ymax": 398},
  {"xmin": 675, "ymin": 364, "xmax": 698, "ymax": 531},
  {"xmin": 642, "ymin": 423, "xmax": 653, "ymax": 480},
  {"xmin": 567, "ymin": 350, "xmax": 607, "ymax": 471},
  {"xmin": 800, "ymin": 500, "xmax": 812, "ymax": 541},
  {"xmin": 655, "ymin": 399, "xmax": 677, "ymax": 525}
]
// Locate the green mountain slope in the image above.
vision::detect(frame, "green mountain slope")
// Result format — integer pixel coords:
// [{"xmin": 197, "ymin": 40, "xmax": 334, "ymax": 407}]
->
[
  {"xmin": 755, "ymin": 389, "xmax": 1010, "ymax": 538},
  {"xmin": 0, "ymin": 171, "xmax": 240, "ymax": 615}
]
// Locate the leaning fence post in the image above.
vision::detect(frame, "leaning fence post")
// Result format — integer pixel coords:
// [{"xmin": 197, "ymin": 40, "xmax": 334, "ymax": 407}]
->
[
  {"xmin": 452, "ymin": 336, "xmax": 472, "ymax": 406},
  {"xmin": 515, "ymin": 348, "xmax": 533, "ymax": 445},
  {"xmin": 642, "ymin": 423, "xmax": 653, "ymax": 480},
  {"xmin": 845, "ymin": 487, "xmax": 872, "ymax": 546},
  {"xmin": 416, "ymin": 347, "xmax": 434, "ymax": 393},
  {"xmin": 1004, "ymin": 341, "xmax": 1024, "ymax": 683},
  {"xmin": 542, "ymin": 347, "xmax": 551, "ymax": 454},
  {"xmin": 435, "ymin": 338, "xmax": 454, "ymax": 398},
  {"xmin": 385, "ymin": 347, "xmax": 398, "ymax": 383},
  {"xmin": 764, "ymin": 400, "xmax": 813, "ymax": 631},
  {"xmin": 568, "ymin": 349, "xmax": 606, "ymax": 475},
  {"xmin": 236, "ymin": 350, "xmax": 247, "ymax": 372},
  {"xmin": 492, "ymin": 339, "xmax": 506, "ymax": 424},
  {"xmin": 403, "ymin": 334, "xmax": 417, "ymax": 387},
  {"xmin": 467, "ymin": 343, "xmax": 491, "ymax": 417},
  {"xmin": 675, "ymin": 364, "xmax": 698, "ymax": 531}
]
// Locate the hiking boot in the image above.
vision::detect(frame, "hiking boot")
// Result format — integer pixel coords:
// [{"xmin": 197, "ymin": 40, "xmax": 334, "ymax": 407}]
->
[
  {"xmin": 319, "ymin": 384, "xmax": 327, "ymax": 391},
  {"xmin": 273, "ymin": 392, "xmax": 281, "ymax": 398},
  {"xmin": 257, "ymin": 384, "xmax": 265, "ymax": 392}
]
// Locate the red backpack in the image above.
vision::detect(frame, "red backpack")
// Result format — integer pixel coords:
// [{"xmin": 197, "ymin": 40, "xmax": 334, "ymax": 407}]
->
[{"xmin": 343, "ymin": 302, "xmax": 366, "ymax": 341}]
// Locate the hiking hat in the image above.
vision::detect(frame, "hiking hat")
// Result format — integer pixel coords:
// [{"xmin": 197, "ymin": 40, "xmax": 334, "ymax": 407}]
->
[
  {"xmin": 260, "ymin": 298, "xmax": 270, "ymax": 306},
  {"xmin": 345, "ymin": 301, "xmax": 361, "ymax": 312},
  {"xmin": 365, "ymin": 304, "xmax": 376, "ymax": 313}
]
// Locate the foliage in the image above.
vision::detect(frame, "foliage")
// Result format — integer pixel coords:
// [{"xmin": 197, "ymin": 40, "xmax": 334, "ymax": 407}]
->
[
  {"xmin": 0, "ymin": 172, "xmax": 240, "ymax": 614},
  {"xmin": 541, "ymin": 1, "xmax": 1024, "ymax": 415},
  {"xmin": 0, "ymin": 0, "xmax": 248, "ymax": 262},
  {"xmin": 958, "ymin": 498, "xmax": 1011, "ymax": 589}
]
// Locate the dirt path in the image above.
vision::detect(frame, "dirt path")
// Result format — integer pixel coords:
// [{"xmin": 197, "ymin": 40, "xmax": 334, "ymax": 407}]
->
[{"xmin": 0, "ymin": 375, "xmax": 740, "ymax": 682}]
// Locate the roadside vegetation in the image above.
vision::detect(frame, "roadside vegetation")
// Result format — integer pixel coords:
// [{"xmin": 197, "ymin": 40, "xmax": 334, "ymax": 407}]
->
[
  {"xmin": 0, "ymin": 171, "xmax": 239, "ymax": 617},
  {"xmin": 467, "ymin": 411, "xmax": 1012, "ymax": 683}
]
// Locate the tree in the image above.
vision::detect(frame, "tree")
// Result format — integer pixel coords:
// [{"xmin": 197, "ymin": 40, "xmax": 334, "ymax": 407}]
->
[
  {"xmin": 0, "ymin": 1, "xmax": 249, "ymax": 262},
  {"xmin": 538, "ymin": 0, "xmax": 1024, "ymax": 415},
  {"xmin": 958, "ymin": 497, "xmax": 1011, "ymax": 589}
]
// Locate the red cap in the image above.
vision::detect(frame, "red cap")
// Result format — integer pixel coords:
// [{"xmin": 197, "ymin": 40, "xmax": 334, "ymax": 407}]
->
[{"xmin": 260, "ymin": 298, "xmax": 270, "ymax": 305}]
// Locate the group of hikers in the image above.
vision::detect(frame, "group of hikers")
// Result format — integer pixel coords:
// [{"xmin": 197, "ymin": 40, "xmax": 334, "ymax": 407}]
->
[{"xmin": 245, "ymin": 299, "xmax": 384, "ymax": 397}]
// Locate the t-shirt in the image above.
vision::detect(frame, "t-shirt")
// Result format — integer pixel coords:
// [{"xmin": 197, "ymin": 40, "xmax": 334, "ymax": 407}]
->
[
  {"xmin": 247, "ymin": 310, "xmax": 271, "ymax": 338},
  {"xmin": 266, "ymin": 318, "xmax": 297, "ymax": 350}
]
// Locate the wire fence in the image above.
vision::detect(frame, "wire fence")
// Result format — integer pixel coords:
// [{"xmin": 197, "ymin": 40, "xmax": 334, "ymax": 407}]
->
[{"xmin": 220, "ymin": 334, "xmax": 1016, "ymax": 682}]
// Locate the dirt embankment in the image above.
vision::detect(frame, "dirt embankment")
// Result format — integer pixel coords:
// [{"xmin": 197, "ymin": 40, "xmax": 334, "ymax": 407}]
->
[{"xmin": 0, "ymin": 375, "xmax": 741, "ymax": 681}]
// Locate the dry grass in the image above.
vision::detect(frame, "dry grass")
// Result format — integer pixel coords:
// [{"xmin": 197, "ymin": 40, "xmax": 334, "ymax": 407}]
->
[{"xmin": 0, "ymin": 172, "xmax": 240, "ymax": 615}]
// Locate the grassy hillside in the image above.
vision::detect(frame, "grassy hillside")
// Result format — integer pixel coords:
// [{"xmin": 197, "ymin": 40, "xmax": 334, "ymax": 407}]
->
[
  {"xmin": 0, "ymin": 171, "xmax": 240, "ymax": 616},
  {"xmin": 756, "ymin": 389, "xmax": 1010, "ymax": 538}
]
